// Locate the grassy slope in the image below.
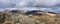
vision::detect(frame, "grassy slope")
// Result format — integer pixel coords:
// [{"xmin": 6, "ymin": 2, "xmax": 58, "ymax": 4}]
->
[{"xmin": 0, "ymin": 12, "xmax": 60, "ymax": 24}]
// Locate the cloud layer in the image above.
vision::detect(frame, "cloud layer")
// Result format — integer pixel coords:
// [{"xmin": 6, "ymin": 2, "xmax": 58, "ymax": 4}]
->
[
  {"xmin": 0, "ymin": 0, "xmax": 60, "ymax": 14},
  {"xmin": 16, "ymin": 0, "xmax": 59, "ymax": 7},
  {"xmin": 0, "ymin": 0, "xmax": 60, "ymax": 7}
]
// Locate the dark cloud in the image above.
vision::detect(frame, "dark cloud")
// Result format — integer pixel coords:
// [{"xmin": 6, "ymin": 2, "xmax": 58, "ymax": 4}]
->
[{"xmin": 0, "ymin": 3, "xmax": 16, "ymax": 8}]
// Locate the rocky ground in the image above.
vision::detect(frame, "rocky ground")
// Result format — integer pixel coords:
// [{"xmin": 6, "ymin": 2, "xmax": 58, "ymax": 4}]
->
[{"xmin": 0, "ymin": 10, "xmax": 60, "ymax": 24}]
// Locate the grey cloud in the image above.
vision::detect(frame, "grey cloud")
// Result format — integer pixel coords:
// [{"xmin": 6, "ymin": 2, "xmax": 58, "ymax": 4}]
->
[
  {"xmin": 16, "ymin": 0, "xmax": 58, "ymax": 7},
  {"xmin": 0, "ymin": 0, "xmax": 60, "ymax": 8},
  {"xmin": 0, "ymin": 3, "xmax": 16, "ymax": 8}
]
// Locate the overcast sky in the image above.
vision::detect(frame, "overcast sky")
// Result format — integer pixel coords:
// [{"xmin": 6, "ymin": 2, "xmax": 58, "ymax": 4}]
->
[
  {"xmin": 0, "ymin": 0, "xmax": 60, "ymax": 13},
  {"xmin": 0, "ymin": 0, "xmax": 60, "ymax": 8}
]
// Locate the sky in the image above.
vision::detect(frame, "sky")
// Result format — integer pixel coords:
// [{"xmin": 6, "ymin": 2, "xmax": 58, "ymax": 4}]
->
[
  {"xmin": 0, "ymin": 0, "xmax": 60, "ymax": 13},
  {"xmin": 0, "ymin": 0, "xmax": 60, "ymax": 7}
]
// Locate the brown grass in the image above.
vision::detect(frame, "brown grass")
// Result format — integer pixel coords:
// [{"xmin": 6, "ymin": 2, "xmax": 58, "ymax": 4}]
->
[{"xmin": 0, "ymin": 12, "xmax": 60, "ymax": 24}]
